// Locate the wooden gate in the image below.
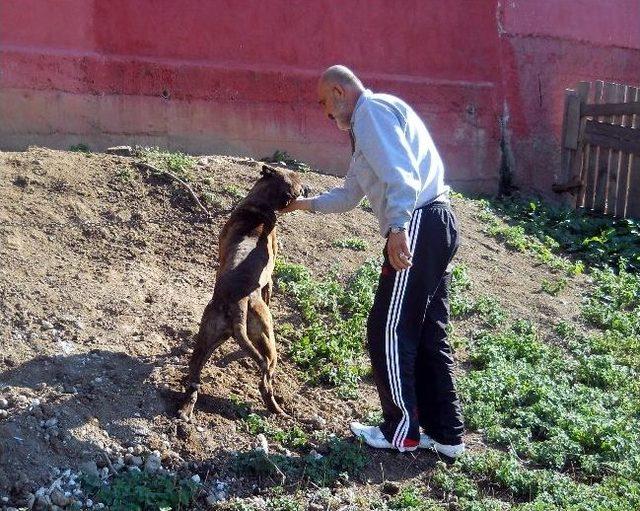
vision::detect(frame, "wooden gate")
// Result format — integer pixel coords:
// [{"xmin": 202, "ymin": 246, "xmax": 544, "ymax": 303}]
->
[{"xmin": 554, "ymin": 80, "xmax": 640, "ymax": 218}]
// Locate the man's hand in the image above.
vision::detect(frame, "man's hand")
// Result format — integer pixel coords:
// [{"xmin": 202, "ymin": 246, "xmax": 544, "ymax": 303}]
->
[
  {"xmin": 387, "ymin": 230, "xmax": 412, "ymax": 271},
  {"xmin": 280, "ymin": 197, "xmax": 314, "ymax": 214}
]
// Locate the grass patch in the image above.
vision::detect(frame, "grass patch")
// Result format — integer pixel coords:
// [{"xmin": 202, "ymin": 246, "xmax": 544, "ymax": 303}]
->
[
  {"xmin": 233, "ymin": 436, "xmax": 367, "ymax": 487},
  {"xmin": 274, "ymin": 259, "xmax": 379, "ymax": 398},
  {"xmin": 332, "ymin": 237, "xmax": 369, "ymax": 251},
  {"xmin": 222, "ymin": 184, "xmax": 245, "ymax": 199},
  {"xmin": 69, "ymin": 143, "xmax": 91, "ymax": 153},
  {"xmin": 475, "ymin": 201, "xmax": 584, "ymax": 276},
  {"xmin": 486, "ymin": 197, "xmax": 640, "ymax": 271},
  {"xmin": 540, "ymin": 276, "xmax": 568, "ymax": 296},
  {"xmin": 137, "ymin": 146, "xmax": 197, "ymax": 180},
  {"xmin": 81, "ymin": 471, "xmax": 198, "ymax": 511},
  {"xmin": 243, "ymin": 413, "xmax": 309, "ymax": 449}
]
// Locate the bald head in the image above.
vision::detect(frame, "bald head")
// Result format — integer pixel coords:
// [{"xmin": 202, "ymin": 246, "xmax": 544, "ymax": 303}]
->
[
  {"xmin": 320, "ymin": 65, "xmax": 365, "ymax": 91},
  {"xmin": 317, "ymin": 65, "xmax": 365, "ymax": 131}
]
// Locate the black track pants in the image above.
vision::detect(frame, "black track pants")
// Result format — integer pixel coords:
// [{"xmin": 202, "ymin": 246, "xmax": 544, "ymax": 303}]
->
[{"xmin": 366, "ymin": 202, "xmax": 464, "ymax": 450}]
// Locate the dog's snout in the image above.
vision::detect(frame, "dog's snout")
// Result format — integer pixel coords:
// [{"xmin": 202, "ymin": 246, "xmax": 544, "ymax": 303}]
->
[{"xmin": 302, "ymin": 185, "xmax": 311, "ymax": 197}]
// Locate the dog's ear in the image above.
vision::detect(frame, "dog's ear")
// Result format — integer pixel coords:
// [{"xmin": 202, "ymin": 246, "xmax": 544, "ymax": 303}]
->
[{"xmin": 261, "ymin": 164, "xmax": 277, "ymax": 177}]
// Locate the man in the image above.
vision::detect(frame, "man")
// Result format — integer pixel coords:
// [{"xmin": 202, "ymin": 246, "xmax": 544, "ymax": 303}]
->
[{"xmin": 283, "ymin": 65, "xmax": 464, "ymax": 457}]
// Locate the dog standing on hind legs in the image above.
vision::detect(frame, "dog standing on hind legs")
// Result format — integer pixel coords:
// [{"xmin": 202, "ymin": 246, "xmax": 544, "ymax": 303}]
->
[{"xmin": 178, "ymin": 165, "xmax": 308, "ymax": 420}]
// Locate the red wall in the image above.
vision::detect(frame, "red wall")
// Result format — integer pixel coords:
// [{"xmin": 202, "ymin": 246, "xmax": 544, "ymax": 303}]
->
[
  {"xmin": 1, "ymin": 1, "xmax": 638, "ymax": 196},
  {"xmin": 498, "ymin": 0, "xmax": 640, "ymax": 196}
]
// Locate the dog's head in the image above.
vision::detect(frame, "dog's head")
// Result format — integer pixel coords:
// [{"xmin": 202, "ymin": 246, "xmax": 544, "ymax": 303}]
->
[{"xmin": 252, "ymin": 164, "xmax": 309, "ymax": 210}]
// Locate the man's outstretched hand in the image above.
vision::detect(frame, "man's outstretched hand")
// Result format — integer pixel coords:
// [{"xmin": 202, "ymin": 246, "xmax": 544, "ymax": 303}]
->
[
  {"xmin": 281, "ymin": 198, "xmax": 313, "ymax": 214},
  {"xmin": 387, "ymin": 230, "xmax": 412, "ymax": 271}
]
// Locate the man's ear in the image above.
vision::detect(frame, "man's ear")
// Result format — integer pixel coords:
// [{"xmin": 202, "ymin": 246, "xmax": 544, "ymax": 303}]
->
[
  {"xmin": 261, "ymin": 164, "xmax": 277, "ymax": 177},
  {"xmin": 332, "ymin": 85, "xmax": 344, "ymax": 98}
]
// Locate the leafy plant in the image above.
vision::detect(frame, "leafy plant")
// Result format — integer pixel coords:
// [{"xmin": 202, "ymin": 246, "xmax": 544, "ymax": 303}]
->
[
  {"xmin": 540, "ymin": 276, "xmax": 568, "ymax": 296},
  {"xmin": 222, "ymin": 184, "xmax": 245, "ymax": 199},
  {"xmin": 243, "ymin": 413, "xmax": 308, "ymax": 449},
  {"xmin": 69, "ymin": 143, "xmax": 91, "ymax": 153},
  {"xmin": 233, "ymin": 437, "xmax": 367, "ymax": 486},
  {"xmin": 137, "ymin": 147, "xmax": 196, "ymax": 180},
  {"xmin": 274, "ymin": 259, "xmax": 379, "ymax": 397},
  {"xmin": 81, "ymin": 471, "xmax": 197, "ymax": 511},
  {"xmin": 332, "ymin": 237, "xmax": 369, "ymax": 251}
]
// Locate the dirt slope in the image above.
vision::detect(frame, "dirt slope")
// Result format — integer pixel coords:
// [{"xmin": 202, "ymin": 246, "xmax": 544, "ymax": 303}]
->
[{"xmin": 0, "ymin": 148, "xmax": 589, "ymax": 502}]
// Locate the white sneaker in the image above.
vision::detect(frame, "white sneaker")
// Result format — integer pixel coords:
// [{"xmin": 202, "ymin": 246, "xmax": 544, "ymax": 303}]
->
[
  {"xmin": 419, "ymin": 432, "xmax": 434, "ymax": 449},
  {"xmin": 432, "ymin": 440, "xmax": 465, "ymax": 458},
  {"xmin": 349, "ymin": 422, "xmax": 418, "ymax": 451}
]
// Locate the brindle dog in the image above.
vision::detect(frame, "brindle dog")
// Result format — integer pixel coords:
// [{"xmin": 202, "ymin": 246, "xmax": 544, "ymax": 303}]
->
[{"xmin": 178, "ymin": 165, "xmax": 308, "ymax": 419}]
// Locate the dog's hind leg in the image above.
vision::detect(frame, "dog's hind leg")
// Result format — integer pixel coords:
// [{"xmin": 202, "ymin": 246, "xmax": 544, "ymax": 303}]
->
[
  {"xmin": 247, "ymin": 298, "xmax": 287, "ymax": 415},
  {"xmin": 261, "ymin": 279, "xmax": 273, "ymax": 306},
  {"xmin": 178, "ymin": 301, "xmax": 230, "ymax": 421},
  {"xmin": 230, "ymin": 298, "xmax": 286, "ymax": 415}
]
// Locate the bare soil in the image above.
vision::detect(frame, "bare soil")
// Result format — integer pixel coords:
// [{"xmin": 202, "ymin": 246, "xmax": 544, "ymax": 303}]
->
[{"xmin": 0, "ymin": 148, "xmax": 590, "ymax": 505}]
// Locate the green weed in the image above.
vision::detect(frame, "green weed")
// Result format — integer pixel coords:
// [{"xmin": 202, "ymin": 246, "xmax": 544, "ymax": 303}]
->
[
  {"xmin": 222, "ymin": 184, "xmax": 245, "ymax": 199},
  {"xmin": 388, "ymin": 486, "xmax": 444, "ymax": 510},
  {"xmin": 233, "ymin": 437, "xmax": 367, "ymax": 486},
  {"xmin": 475, "ymin": 201, "xmax": 583, "ymax": 276},
  {"xmin": 274, "ymin": 259, "xmax": 379, "ymax": 397},
  {"xmin": 487, "ymin": 197, "xmax": 640, "ymax": 271},
  {"xmin": 243, "ymin": 413, "xmax": 308, "ymax": 449},
  {"xmin": 332, "ymin": 237, "xmax": 369, "ymax": 251},
  {"xmin": 69, "ymin": 143, "xmax": 90, "ymax": 153},
  {"xmin": 360, "ymin": 197, "xmax": 373, "ymax": 212},
  {"xmin": 81, "ymin": 471, "xmax": 197, "ymax": 511},
  {"xmin": 138, "ymin": 147, "xmax": 196, "ymax": 180},
  {"xmin": 540, "ymin": 276, "xmax": 568, "ymax": 296}
]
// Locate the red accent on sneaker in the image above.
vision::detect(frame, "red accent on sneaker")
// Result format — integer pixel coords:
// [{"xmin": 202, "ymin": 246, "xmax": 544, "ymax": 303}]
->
[{"xmin": 403, "ymin": 438, "xmax": 419, "ymax": 448}]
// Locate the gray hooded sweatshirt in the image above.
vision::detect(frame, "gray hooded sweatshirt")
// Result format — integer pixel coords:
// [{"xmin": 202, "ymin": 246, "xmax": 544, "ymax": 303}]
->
[{"xmin": 310, "ymin": 89, "xmax": 449, "ymax": 236}]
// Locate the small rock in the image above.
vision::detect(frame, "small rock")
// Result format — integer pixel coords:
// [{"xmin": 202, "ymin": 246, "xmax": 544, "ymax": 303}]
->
[
  {"xmin": 79, "ymin": 461, "xmax": 100, "ymax": 478},
  {"xmin": 144, "ymin": 452, "xmax": 162, "ymax": 474},
  {"xmin": 44, "ymin": 417, "xmax": 58, "ymax": 428},
  {"xmin": 205, "ymin": 494, "xmax": 219, "ymax": 506},
  {"xmin": 0, "ymin": 410, "xmax": 8, "ymax": 419},
  {"xmin": 113, "ymin": 456, "xmax": 125, "ymax": 471},
  {"xmin": 310, "ymin": 415, "xmax": 327, "ymax": 430},
  {"xmin": 308, "ymin": 504, "xmax": 324, "ymax": 511},
  {"xmin": 0, "ymin": 397, "xmax": 8, "ymax": 409},
  {"xmin": 190, "ymin": 474, "xmax": 200, "ymax": 484},
  {"xmin": 85, "ymin": 498, "xmax": 94, "ymax": 507},
  {"xmin": 41, "ymin": 320, "xmax": 54, "ymax": 330},
  {"xmin": 128, "ymin": 466, "xmax": 142, "ymax": 473},
  {"xmin": 33, "ymin": 494, "xmax": 51, "ymax": 511},
  {"xmin": 309, "ymin": 449, "xmax": 323, "ymax": 460},
  {"xmin": 50, "ymin": 489, "xmax": 71, "ymax": 507},
  {"xmin": 132, "ymin": 444, "xmax": 144, "ymax": 456},
  {"xmin": 196, "ymin": 426, "xmax": 205, "ymax": 433},
  {"xmin": 106, "ymin": 146, "xmax": 133, "ymax": 157},
  {"xmin": 382, "ymin": 481, "xmax": 400, "ymax": 495},
  {"xmin": 255, "ymin": 434, "xmax": 269, "ymax": 455},
  {"xmin": 124, "ymin": 454, "xmax": 143, "ymax": 467}
]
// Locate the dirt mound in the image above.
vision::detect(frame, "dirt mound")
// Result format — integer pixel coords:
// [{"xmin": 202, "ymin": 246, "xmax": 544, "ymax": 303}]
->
[{"xmin": 0, "ymin": 148, "xmax": 588, "ymax": 502}]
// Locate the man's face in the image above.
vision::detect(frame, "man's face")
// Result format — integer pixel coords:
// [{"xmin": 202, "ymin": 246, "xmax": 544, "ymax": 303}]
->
[{"xmin": 317, "ymin": 80, "xmax": 352, "ymax": 131}]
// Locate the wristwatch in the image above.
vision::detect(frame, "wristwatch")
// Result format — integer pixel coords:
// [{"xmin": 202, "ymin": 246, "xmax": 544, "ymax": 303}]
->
[{"xmin": 388, "ymin": 226, "xmax": 406, "ymax": 235}]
